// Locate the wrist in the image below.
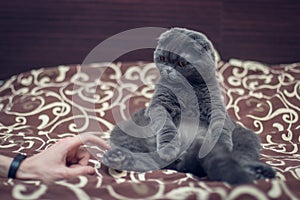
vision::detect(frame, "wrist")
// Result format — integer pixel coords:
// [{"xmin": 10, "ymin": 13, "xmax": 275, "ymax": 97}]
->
[
  {"xmin": 16, "ymin": 156, "xmax": 40, "ymax": 180},
  {"xmin": 8, "ymin": 154, "xmax": 27, "ymax": 179}
]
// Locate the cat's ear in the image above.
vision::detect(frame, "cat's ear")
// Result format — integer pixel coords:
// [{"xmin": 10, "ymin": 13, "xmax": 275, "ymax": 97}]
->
[
  {"xmin": 194, "ymin": 38, "xmax": 216, "ymax": 63},
  {"xmin": 157, "ymin": 29, "xmax": 174, "ymax": 43}
]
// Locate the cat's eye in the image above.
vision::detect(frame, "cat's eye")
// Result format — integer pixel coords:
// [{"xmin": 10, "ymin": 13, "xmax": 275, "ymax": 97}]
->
[
  {"xmin": 178, "ymin": 61, "xmax": 188, "ymax": 67},
  {"xmin": 159, "ymin": 56, "xmax": 168, "ymax": 63}
]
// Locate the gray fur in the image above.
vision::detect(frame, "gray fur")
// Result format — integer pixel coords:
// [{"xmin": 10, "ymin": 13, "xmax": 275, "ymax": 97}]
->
[{"xmin": 103, "ymin": 28, "xmax": 275, "ymax": 184}]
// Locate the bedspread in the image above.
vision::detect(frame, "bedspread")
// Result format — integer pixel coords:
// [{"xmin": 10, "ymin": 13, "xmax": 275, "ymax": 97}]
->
[{"xmin": 0, "ymin": 60, "xmax": 299, "ymax": 200}]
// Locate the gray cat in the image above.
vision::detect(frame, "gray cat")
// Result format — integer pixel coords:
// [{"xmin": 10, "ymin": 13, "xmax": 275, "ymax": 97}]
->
[{"xmin": 102, "ymin": 28, "xmax": 275, "ymax": 184}]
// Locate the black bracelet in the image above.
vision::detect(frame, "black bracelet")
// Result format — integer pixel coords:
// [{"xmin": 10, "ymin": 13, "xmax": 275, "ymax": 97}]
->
[{"xmin": 8, "ymin": 154, "xmax": 27, "ymax": 179}]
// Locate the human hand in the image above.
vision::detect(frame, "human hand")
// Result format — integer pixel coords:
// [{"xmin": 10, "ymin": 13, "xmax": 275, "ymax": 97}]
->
[{"xmin": 16, "ymin": 134, "xmax": 110, "ymax": 183}]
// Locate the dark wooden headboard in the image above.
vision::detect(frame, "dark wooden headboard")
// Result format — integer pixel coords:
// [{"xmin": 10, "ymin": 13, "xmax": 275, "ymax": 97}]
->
[{"xmin": 1, "ymin": 0, "xmax": 300, "ymax": 79}]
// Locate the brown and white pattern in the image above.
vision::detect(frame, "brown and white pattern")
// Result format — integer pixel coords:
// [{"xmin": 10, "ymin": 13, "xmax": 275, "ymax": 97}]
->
[{"xmin": 0, "ymin": 60, "xmax": 299, "ymax": 199}]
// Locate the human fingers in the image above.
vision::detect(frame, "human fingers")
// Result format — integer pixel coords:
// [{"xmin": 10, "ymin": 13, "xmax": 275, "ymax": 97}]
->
[
  {"xmin": 77, "ymin": 150, "xmax": 91, "ymax": 166},
  {"xmin": 65, "ymin": 165, "xmax": 95, "ymax": 177},
  {"xmin": 76, "ymin": 134, "xmax": 111, "ymax": 150},
  {"xmin": 67, "ymin": 149, "xmax": 90, "ymax": 166},
  {"xmin": 62, "ymin": 134, "xmax": 110, "ymax": 152}
]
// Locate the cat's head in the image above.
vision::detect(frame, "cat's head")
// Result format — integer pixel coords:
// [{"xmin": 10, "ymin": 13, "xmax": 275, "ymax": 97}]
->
[{"xmin": 154, "ymin": 28, "xmax": 216, "ymax": 84}]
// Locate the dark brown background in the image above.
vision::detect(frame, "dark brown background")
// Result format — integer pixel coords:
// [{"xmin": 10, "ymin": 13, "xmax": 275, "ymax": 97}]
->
[{"xmin": 1, "ymin": 0, "xmax": 300, "ymax": 79}]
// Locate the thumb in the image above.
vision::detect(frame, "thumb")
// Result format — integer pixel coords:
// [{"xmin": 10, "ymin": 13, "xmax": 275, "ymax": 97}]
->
[{"xmin": 66, "ymin": 166, "xmax": 95, "ymax": 177}]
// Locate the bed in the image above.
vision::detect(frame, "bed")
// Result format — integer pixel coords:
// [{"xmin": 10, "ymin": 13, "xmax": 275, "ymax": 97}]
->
[
  {"xmin": 0, "ymin": 58, "xmax": 299, "ymax": 199},
  {"xmin": 1, "ymin": 1, "xmax": 300, "ymax": 199}
]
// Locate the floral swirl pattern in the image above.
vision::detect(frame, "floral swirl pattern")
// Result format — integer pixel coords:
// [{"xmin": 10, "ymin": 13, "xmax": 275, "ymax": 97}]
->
[{"xmin": 0, "ymin": 60, "xmax": 299, "ymax": 199}]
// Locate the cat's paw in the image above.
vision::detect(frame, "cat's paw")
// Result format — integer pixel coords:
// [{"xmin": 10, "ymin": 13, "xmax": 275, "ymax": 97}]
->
[
  {"xmin": 102, "ymin": 147, "xmax": 134, "ymax": 170},
  {"xmin": 243, "ymin": 162, "xmax": 276, "ymax": 180},
  {"xmin": 158, "ymin": 145, "xmax": 180, "ymax": 162}
]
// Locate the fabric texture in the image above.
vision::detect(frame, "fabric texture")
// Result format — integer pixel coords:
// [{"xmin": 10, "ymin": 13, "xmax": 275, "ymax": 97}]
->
[{"xmin": 0, "ymin": 60, "xmax": 299, "ymax": 200}]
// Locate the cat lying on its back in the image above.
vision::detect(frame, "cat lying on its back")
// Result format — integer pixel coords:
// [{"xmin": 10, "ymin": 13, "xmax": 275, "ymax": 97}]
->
[{"xmin": 103, "ymin": 28, "xmax": 276, "ymax": 184}]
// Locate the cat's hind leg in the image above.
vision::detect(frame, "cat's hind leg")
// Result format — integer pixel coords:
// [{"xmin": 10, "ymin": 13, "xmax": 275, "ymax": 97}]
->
[
  {"xmin": 231, "ymin": 124, "xmax": 276, "ymax": 180},
  {"xmin": 200, "ymin": 142, "xmax": 254, "ymax": 184}
]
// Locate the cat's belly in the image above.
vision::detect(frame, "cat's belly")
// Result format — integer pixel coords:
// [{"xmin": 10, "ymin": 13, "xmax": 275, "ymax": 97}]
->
[{"xmin": 176, "ymin": 120, "xmax": 208, "ymax": 155}]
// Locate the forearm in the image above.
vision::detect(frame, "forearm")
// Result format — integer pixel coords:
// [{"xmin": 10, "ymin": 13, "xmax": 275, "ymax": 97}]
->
[{"xmin": 0, "ymin": 155, "xmax": 13, "ymax": 177}]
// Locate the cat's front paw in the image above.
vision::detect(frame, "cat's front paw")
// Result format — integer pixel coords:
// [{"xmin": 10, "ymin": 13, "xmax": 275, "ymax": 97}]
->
[
  {"xmin": 243, "ymin": 161, "xmax": 276, "ymax": 180},
  {"xmin": 102, "ymin": 147, "xmax": 134, "ymax": 170},
  {"xmin": 158, "ymin": 145, "xmax": 180, "ymax": 162}
]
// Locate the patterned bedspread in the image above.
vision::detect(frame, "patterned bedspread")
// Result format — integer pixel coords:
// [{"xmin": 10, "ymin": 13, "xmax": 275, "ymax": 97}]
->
[{"xmin": 0, "ymin": 60, "xmax": 299, "ymax": 200}]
